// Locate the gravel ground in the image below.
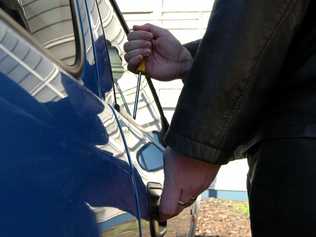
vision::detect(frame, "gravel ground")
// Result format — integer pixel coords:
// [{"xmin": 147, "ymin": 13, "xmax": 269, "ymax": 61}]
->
[{"xmin": 195, "ymin": 198, "xmax": 251, "ymax": 237}]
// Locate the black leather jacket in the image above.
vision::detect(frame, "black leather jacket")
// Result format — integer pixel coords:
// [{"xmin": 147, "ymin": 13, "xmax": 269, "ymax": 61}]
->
[{"xmin": 165, "ymin": 0, "xmax": 315, "ymax": 164}]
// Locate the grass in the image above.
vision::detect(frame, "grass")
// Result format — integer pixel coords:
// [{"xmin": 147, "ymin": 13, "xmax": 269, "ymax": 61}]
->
[{"xmin": 232, "ymin": 202, "xmax": 250, "ymax": 217}]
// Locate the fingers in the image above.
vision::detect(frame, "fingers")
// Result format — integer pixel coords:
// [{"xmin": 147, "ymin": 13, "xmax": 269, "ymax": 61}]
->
[
  {"xmin": 158, "ymin": 147, "xmax": 217, "ymax": 222},
  {"xmin": 159, "ymin": 187, "xmax": 197, "ymax": 221},
  {"xmin": 133, "ymin": 24, "xmax": 169, "ymax": 38},
  {"xmin": 127, "ymin": 30, "xmax": 153, "ymax": 41},
  {"xmin": 124, "ymin": 40, "xmax": 152, "ymax": 52},
  {"xmin": 124, "ymin": 28, "xmax": 154, "ymax": 73},
  {"xmin": 178, "ymin": 188, "xmax": 198, "ymax": 208},
  {"xmin": 127, "ymin": 55, "xmax": 143, "ymax": 73},
  {"xmin": 124, "ymin": 48, "xmax": 151, "ymax": 62},
  {"xmin": 124, "ymin": 48, "xmax": 151, "ymax": 72},
  {"xmin": 159, "ymin": 183, "xmax": 181, "ymax": 221},
  {"xmin": 124, "ymin": 24, "xmax": 170, "ymax": 74}
]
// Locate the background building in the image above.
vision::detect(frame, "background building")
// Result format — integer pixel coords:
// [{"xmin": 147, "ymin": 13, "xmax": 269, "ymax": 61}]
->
[{"xmin": 116, "ymin": 0, "xmax": 248, "ymax": 201}]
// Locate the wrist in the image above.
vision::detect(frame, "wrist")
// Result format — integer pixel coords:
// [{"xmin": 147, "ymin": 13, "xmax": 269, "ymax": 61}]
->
[
  {"xmin": 167, "ymin": 147, "xmax": 221, "ymax": 169},
  {"xmin": 178, "ymin": 59, "xmax": 193, "ymax": 80},
  {"xmin": 177, "ymin": 48, "xmax": 193, "ymax": 80}
]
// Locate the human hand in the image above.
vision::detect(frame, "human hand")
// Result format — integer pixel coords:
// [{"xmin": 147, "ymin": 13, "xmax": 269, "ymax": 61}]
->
[
  {"xmin": 159, "ymin": 147, "xmax": 220, "ymax": 221},
  {"xmin": 124, "ymin": 24, "xmax": 193, "ymax": 81}
]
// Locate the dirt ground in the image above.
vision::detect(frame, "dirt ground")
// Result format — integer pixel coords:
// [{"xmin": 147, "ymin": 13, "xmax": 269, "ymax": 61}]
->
[{"xmin": 195, "ymin": 198, "xmax": 251, "ymax": 237}]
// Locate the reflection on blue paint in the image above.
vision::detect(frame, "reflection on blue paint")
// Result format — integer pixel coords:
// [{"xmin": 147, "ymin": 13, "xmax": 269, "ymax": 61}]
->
[
  {"xmin": 0, "ymin": 71, "xmax": 149, "ymax": 236},
  {"xmin": 0, "ymin": 3, "xmax": 152, "ymax": 236},
  {"xmin": 98, "ymin": 213, "xmax": 134, "ymax": 232}
]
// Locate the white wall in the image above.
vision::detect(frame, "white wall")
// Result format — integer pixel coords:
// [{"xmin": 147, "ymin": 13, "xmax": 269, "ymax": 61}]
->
[
  {"xmin": 116, "ymin": 0, "xmax": 212, "ymax": 43},
  {"xmin": 117, "ymin": 0, "xmax": 248, "ymax": 194}
]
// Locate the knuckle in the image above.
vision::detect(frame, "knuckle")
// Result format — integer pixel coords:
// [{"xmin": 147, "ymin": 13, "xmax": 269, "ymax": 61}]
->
[
  {"xmin": 145, "ymin": 41, "xmax": 151, "ymax": 48},
  {"xmin": 144, "ymin": 23, "xmax": 151, "ymax": 28}
]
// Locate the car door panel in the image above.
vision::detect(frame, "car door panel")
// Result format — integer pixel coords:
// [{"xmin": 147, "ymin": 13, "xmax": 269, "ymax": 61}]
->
[{"xmin": 0, "ymin": 3, "xmax": 143, "ymax": 236}]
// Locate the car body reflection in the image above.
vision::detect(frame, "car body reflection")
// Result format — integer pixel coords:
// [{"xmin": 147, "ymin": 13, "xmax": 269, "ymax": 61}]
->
[{"xmin": 0, "ymin": 12, "xmax": 145, "ymax": 236}]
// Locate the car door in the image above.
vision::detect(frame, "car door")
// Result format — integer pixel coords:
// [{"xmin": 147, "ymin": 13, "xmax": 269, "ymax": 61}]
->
[
  {"xmin": 0, "ymin": 1, "xmax": 144, "ymax": 237},
  {"xmin": 95, "ymin": 0, "xmax": 198, "ymax": 236},
  {"xmin": 75, "ymin": 0, "xmax": 149, "ymax": 235}
]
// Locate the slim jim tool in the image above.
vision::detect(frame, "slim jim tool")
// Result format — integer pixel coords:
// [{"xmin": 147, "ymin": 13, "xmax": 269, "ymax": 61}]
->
[{"xmin": 133, "ymin": 61, "xmax": 146, "ymax": 119}]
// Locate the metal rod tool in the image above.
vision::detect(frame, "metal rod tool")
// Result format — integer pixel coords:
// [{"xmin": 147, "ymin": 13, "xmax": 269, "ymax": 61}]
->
[{"xmin": 133, "ymin": 61, "xmax": 146, "ymax": 119}]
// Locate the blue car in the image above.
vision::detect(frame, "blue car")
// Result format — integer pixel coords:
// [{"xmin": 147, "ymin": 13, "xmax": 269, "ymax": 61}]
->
[{"xmin": 0, "ymin": 0, "xmax": 198, "ymax": 236}]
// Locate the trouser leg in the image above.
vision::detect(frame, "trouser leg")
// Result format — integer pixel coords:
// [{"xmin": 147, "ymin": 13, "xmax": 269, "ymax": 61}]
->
[{"xmin": 247, "ymin": 139, "xmax": 316, "ymax": 237}]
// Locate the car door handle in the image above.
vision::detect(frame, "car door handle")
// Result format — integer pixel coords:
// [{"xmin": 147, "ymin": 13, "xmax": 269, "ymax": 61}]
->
[{"xmin": 147, "ymin": 182, "xmax": 167, "ymax": 237}]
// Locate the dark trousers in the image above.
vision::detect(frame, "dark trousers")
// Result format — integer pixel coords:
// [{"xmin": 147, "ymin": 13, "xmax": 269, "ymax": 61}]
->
[{"xmin": 247, "ymin": 138, "xmax": 316, "ymax": 237}]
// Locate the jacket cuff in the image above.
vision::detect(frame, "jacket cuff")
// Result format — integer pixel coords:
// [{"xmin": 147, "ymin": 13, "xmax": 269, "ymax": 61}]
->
[
  {"xmin": 183, "ymin": 40, "xmax": 201, "ymax": 57},
  {"xmin": 164, "ymin": 129, "xmax": 231, "ymax": 165}
]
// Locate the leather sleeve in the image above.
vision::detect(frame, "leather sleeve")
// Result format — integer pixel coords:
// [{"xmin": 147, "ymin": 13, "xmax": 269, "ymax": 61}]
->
[
  {"xmin": 184, "ymin": 40, "xmax": 201, "ymax": 58},
  {"xmin": 165, "ymin": 0, "xmax": 310, "ymax": 164}
]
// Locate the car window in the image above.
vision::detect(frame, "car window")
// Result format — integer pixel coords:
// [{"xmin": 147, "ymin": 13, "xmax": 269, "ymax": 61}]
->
[
  {"xmin": 97, "ymin": 0, "xmax": 162, "ymax": 132},
  {"xmin": 1, "ymin": 0, "xmax": 78, "ymax": 66}
]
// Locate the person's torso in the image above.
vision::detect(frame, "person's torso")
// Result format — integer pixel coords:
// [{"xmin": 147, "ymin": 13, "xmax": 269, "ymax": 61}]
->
[{"xmin": 256, "ymin": 1, "xmax": 316, "ymax": 139}]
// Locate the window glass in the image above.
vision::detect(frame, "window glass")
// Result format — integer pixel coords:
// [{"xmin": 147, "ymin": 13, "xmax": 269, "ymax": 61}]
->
[
  {"xmin": 97, "ymin": 0, "xmax": 162, "ymax": 132},
  {"xmin": 0, "ymin": 0, "xmax": 77, "ymax": 66}
]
